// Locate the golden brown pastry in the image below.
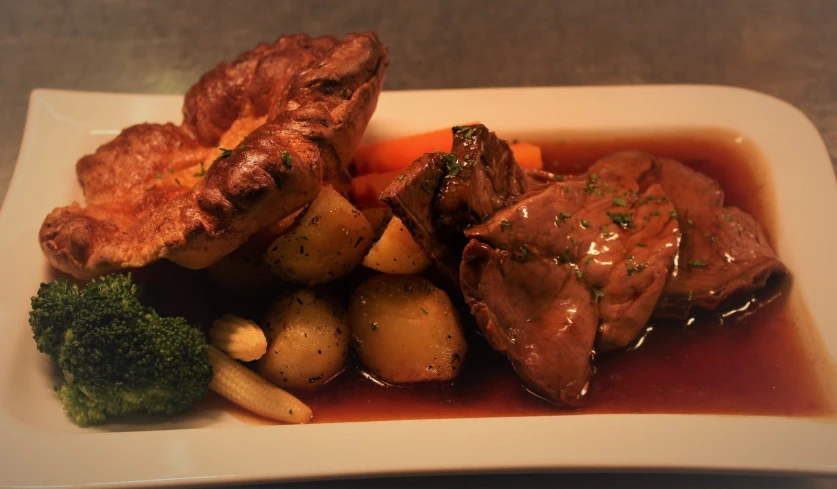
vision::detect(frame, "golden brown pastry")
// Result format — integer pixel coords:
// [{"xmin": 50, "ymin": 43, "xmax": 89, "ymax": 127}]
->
[{"xmin": 39, "ymin": 32, "xmax": 389, "ymax": 279}]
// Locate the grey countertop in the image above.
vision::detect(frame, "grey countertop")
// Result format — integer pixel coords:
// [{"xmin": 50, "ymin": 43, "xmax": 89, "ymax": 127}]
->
[{"xmin": 2, "ymin": 1, "xmax": 836, "ymax": 488}]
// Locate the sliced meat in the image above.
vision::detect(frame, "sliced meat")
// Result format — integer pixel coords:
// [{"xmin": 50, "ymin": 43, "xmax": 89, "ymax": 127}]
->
[
  {"xmin": 467, "ymin": 156, "xmax": 680, "ymax": 355},
  {"xmin": 460, "ymin": 240, "xmax": 597, "ymax": 406},
  {"xmin": 462, "ymin": 154, "xmax": 680, "ymax": 403},
  {"xmin": 381, "ymin": 124, "xmax": 527, "ymax": 280},
  {"xmin": 631, "ymin": 153, "xmax": 787, "ymax": 317}
]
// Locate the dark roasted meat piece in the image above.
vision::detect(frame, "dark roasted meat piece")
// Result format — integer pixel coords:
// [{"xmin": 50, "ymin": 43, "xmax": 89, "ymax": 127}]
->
[{"xmin": 381, "ymin": 124, "xmax": 527, "ymax": 280}]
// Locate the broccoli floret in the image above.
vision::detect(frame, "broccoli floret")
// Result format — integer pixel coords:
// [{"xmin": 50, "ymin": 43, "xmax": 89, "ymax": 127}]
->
[
  {"xmin": 29, "ymin": 273, "xmax": 212, "ymax": 426},
  {"xmin": 29, "ymin": 279, "xmax": 80, "ymax": 362}
]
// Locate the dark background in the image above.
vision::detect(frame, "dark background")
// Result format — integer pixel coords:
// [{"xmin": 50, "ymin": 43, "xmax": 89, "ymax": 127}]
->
[{"xmin": 2, "ymin": 1, "xmax": 835, "ymax": 488}]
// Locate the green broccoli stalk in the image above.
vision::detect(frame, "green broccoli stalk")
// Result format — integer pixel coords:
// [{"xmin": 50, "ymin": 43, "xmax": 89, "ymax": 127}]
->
[{"xmin": 29, "ymin": 273, "xmax": 212, "ymax": 426}]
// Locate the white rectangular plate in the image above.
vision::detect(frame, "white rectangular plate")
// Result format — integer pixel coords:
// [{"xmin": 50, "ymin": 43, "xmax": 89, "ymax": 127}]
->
[{"xmin": 1, "ymin": 86, "xmax": 836, "ymax": 487}]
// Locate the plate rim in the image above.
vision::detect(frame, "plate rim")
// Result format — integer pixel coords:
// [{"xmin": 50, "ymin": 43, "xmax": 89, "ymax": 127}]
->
[{"xmin": 1, "ymin": 84, "xmax": 836, "ymax": 488}]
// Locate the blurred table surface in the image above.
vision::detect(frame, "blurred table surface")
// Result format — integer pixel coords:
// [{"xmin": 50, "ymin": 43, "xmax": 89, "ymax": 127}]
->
[{"xmin": 2, "ymin": 1, "xmax": 836, "ymax": 488}]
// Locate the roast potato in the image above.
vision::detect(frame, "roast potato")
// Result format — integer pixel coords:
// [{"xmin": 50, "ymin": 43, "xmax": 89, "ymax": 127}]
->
[
  {"xmin": 362, "ymin": 217, "xmax": 431, "ymax": 274},
  {"xmin": 264, "ymin": 186, "xmax": 374, "ymax": 285},
  {"xmin": 207, "ymin": 248, "xmax": 280, "ymax": 290},
  {"xmin": 208, "ymin": 210, "xmax": 301, "ymax": 290},
  {"xmin": 348, "ymin": 274, "xmax": 467, "ymax": 383},
  {"xmin": 257, "ymin": 288, "xmax": 350, "ymax": 389}
]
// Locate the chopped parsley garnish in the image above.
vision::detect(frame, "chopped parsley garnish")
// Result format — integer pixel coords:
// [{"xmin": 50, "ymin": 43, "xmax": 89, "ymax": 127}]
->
[
  {"xmin": 519, "ymin": 245, "xmax": 530, "ymax": 261},
  {"xmin": 651, "ymin": 210, "xmax": 660, "ymax": 216},
  {"xmin": 441, "ymin": 153, "xmax": 462, "ymax": 176},
  {"xmin": 584, "ymin": 173, "xmax": 600, "ymax": 194},
  {"xmin": 155, "ymin": 173, "xmax": 163, "ymax": 179},
  {"xmin": 575, "ymin": 269, "xmax": 584, "ymax": 281},
  {"xmin": 557, "ymin": 248, "xmax": 572, "ymax": 264},
  {"xmin": 591, "ymin": 287, "xmax": 605, "ymax": 304},
  {"xmin": 606, "ymin": 211, "xmax": 633, "ymax": 229},
  {"xmin": 554, "ymin": 212, "xmax": 571, "ymax": 226},
  {"xmin": 167, "ymin": 167, "xmax": 175, "ymax": 174},
  {"xmin": 553, "ymin": 174, "xmax": 565, "ymax": 182},
  {"xmin": 670, "ymin": 209, "xmax": 679, "ymax": 219},
  {"xmin": 452, "ymin": 125, "xmax": 476, "ymax": 139},
  {"xmin": 194, "ymin": 163, "xmax": 206, "ymax": 177},
  {"xmin": 580, "ymin": 219, "xmax": 590, "ymax": 228},
  {"xmin": 724, "ymin": 213, "xmax": 734, "ymax": 222},
  {"xmin": 500, "ymin": 219, "xmax": 511, "ymax": 230},
  {"xmin": 215, "ymin": 147, "xmax": 233, "ymax": 162},
  {"xmin": 281, "ymin": 150, "xmax": 293, "ymax": 169},
  {"xmin": 626, "ymin": 260, "xmax": 648, "ymax": 276},
  {"xmin": 688, "ymin": 258, "xmax": 708, "ymax": 268},
  {"xmin": 601, "ymin": 225, "xmax": 612, "ymax": 237},
  {"xmin": 398, "ymin": 174, "xmax": 406, "ymax": 181},
  {"xmin": 420, "ymin": 307, "xmax": 429, "ymax": 316},
  {"xmin": 612, "ymin": 197, "xmax": 628, "ymax": 207},
  {"xmin": 584, "ymin": 257, "xmax": 594, "ymax": 265}
]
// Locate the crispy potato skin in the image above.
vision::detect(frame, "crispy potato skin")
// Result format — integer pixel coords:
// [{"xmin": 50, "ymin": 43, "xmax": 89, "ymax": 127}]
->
[
  {"xmin": 257, "ymin": 288, "xmax": 350, "ymax": 389},
  {"xmin": 348, "ymin": 274, "xmax": 467, "ymax": 383},
  {"xmin": 264, "ymin": 186, "xmax": 374, "ymax": 285}
]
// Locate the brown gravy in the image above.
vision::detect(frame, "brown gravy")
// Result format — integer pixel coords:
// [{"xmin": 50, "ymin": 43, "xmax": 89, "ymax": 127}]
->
[{"xmin": 202, "ymin": 129, "xmax": 835, "ymax": 424}]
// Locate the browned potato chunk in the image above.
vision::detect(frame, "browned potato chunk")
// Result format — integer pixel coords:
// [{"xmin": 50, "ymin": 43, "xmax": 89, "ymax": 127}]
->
[
  {"xmin": 208, "ymin": 210, "xmax": 301, "ymax": 290},
  {"xmin": 257, "ymin": 288, "xmax": 350, "ymax": 389},
  {"xmin": 348, "ymin": 274, "xmax": 467, "ymax": 383},
  {"xmin": 362, "ymin": 217, "xmax": 431, "ymax": 274},
  {"xmin": 207, "ymin": 248, "xmax": 279, "ymax": 290},
  {"xmin": 264, "ymin": 186, "xmax": 374, "ymax": 285}
]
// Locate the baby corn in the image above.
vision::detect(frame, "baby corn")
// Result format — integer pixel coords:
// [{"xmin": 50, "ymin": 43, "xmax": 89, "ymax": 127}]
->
[
  {"xmin": 208, "ymin": 345, "xmax": 313, "ymax": 424},
  {"xmin": 209, "ymin": 314, "xmax": 267, "ymax": 361}
]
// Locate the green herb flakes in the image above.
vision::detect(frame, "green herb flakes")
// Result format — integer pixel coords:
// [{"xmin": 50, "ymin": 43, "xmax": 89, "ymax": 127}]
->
[{"xmin": 281, "ymin": 150, "xmax": 293, "ymax": 169}]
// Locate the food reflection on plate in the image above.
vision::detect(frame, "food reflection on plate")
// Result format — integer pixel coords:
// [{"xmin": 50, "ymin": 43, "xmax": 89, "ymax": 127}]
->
[{"xmin": 27, "ymin": 31, "xmax": 833, "ymax": 427}]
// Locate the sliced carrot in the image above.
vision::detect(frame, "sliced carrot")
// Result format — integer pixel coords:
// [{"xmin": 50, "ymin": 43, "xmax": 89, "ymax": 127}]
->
[
  {"xmin": 353, "ymin": 122, "xmax": 478, "ymax": 175},
  {"xmin": 510, "ymin": 143, "xmax": 543, "ymax": 170},
  {"xmin": 350, "ymin": 170, "xmax": 402, "ymax": 208}
]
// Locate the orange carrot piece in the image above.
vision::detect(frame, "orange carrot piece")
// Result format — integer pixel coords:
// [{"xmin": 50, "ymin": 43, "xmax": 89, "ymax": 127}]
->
[
  {"xmin": 510, "ymin": 143, "xmax": 543, "ymax": 170},
  {"xmin": 350, "ymin": 170, "xmax": 402, "ymax": 208},
  {"xmin": 353, "ymin": 123, "xmax": 478, "ymax": 175}
]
